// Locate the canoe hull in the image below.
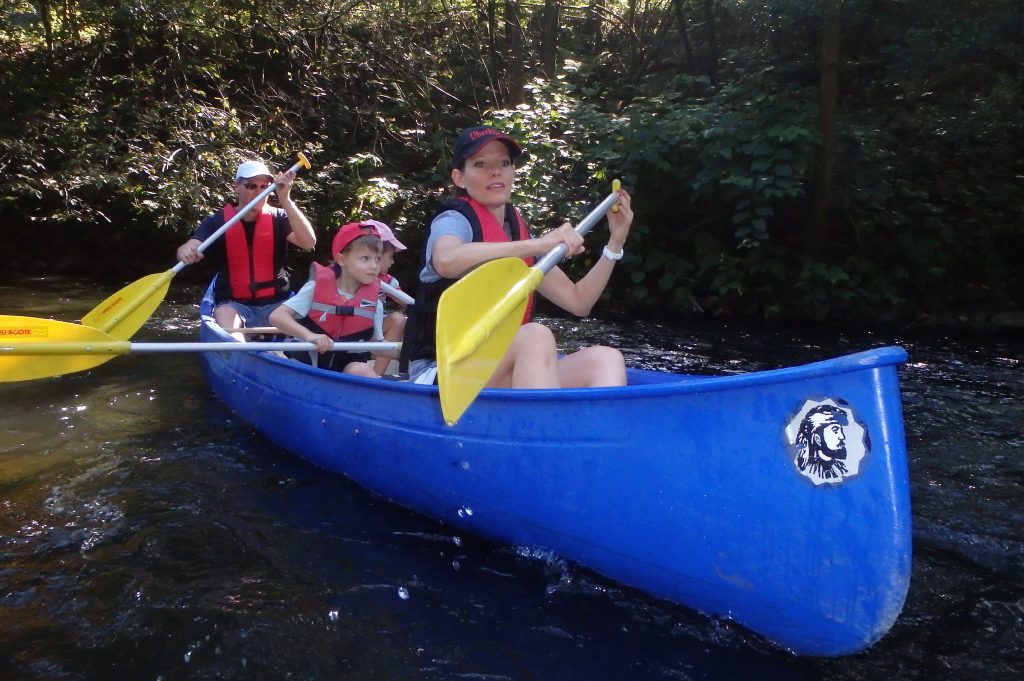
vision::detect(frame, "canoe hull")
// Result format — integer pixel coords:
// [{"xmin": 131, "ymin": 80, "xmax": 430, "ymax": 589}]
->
[{"xmin": 198, "ymin": 288, "xmax": 911, "ymax": 656}]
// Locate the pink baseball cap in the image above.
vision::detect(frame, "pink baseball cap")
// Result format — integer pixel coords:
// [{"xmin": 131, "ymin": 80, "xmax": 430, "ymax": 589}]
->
[{"xmin": 359, "ymin": 219, "xmax": 407, "ymax": 252}]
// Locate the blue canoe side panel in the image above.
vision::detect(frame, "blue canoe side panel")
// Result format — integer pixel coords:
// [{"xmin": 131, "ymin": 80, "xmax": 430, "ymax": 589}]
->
[{"xmin": 197, "ymin": 284, "xmax": 911, "ymax": 657}]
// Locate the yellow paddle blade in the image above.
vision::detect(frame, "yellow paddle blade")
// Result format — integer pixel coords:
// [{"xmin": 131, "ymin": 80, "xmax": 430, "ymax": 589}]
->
[
  {"xmin": 81, "ymin": 270, "xmax": 174, "ymax": 340},
  {"xmin": 436, "ymin": 257, "xmax": 543, "ymax": 425},
  {"xmin": 0, "ymin": 316, "xmax": 125, "ymax": 382}
]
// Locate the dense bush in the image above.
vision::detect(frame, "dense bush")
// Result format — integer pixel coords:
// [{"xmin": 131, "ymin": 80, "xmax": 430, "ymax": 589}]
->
[{"xmin": 1, "ymin": 0, "xmax": 1021, "ymax": 323}]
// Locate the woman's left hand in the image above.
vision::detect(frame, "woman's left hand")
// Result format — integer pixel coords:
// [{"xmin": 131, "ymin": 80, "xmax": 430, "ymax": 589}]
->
[{"xmin": 606, "ymin": 187, "xmax": 633, "ymax": 251}]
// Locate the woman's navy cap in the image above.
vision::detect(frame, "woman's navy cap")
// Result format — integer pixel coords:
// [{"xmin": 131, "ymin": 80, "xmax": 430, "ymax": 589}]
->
[{"xmin": 450, "ymin": 126, "xmax": 522, "ymax": 169}]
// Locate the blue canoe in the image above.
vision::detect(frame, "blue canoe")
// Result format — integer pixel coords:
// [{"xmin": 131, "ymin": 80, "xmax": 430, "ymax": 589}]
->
[{"xmin": 197, "ymin": 282, "xmax": 911, "ymax": 657}]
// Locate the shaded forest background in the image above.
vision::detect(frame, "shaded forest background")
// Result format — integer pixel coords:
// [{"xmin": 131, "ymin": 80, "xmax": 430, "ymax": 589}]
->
[{"xmin": 0, "ymin": 0, "xmax": 1021, "ymax": 327}]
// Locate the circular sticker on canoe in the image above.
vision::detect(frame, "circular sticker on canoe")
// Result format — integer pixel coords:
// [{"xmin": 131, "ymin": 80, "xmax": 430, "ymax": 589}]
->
[{"xmin": 785, "ymin": 398, "xmax": 869, "ymax": 485}]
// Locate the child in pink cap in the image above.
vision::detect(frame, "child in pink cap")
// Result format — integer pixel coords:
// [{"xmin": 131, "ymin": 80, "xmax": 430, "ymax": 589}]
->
[{"xmin": 356, "ymin": 220, "xmax": 409, "ymax": 375}]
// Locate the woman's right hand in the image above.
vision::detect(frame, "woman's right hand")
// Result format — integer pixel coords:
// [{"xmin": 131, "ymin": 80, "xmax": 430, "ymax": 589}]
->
[{"xmin": 536, "ymin": 222, "xmax": 585, "ymax": 257}]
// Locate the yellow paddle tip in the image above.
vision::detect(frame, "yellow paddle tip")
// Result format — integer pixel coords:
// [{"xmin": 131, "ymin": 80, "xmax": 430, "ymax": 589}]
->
[
  {"xmin": 296, "ymin": 152, "xmax": 311, "ymax": 170},
  {"xmin": 612, "ymin": 179, "xmax": 621, "ymax": 212}
]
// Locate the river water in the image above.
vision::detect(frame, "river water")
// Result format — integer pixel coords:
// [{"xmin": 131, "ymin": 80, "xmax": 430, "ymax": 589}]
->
[{"xmin": 1, "ymin": 279, "xmax": 1021, "ymax": 680}]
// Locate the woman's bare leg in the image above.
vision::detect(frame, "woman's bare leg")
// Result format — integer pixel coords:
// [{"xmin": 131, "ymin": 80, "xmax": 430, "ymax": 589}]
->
[
  {"xmin": 486, "ymin": 323, "xmax": 560, "ymax": 389},
  {"xmin": 556, "ymin": 345, "xmax": 626, "ymax": 388}
]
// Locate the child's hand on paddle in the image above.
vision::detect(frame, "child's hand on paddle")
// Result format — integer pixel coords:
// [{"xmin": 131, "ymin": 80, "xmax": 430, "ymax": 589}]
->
[{"xmin": 304, "ymin": 332, "xmax": 335, "ymax": 353}]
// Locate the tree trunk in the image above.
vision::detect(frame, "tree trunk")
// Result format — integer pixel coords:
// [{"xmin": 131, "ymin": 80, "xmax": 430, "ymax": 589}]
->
[
  {"xmin": 807, "ymin": 0, "xmax": 841, "ymax": 257},
  {"xmin": 483, "ymin": 0, "xmax": 503, "ymax": 108},
  {"xmin": 584, "ymin": 0, "xmax": 606, "ymax": 57},
  {"xmin": 503, "ymin": 0, "xmax": 525, "ymax": 105},
  {"xmin": 627, "ymin": 0, "xmax": 638, "ymax": 72},
  {"xmin": 540, "ymin": 0, "xmax": 559, "ymax": 76},
  {"xmin": 671, "ymin": 0, "xmax": 696, "ymax": 75},
  {"xmin": 703, "ymin": 0, "xmax": 719, "ymax": 86},
  {"xmin": 35, "ymin": 0, "xmax": 54, "ymax": 57}
]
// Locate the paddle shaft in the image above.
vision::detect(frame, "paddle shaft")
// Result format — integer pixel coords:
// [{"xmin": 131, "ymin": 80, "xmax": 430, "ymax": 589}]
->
[
  {"xmin": 171, "ymin": 155, "xmax": 310, "ymax": 275},
  {"xmin": 0, "ymin": 340, "xmax": 400, "ymax": 356},
  {"xmin": 224, "ymin": 280, "xmax": 415, "ymax": 337},
  {"xmin": 380, "ymin": 279, "xmax": 414, "ymax": 306}
]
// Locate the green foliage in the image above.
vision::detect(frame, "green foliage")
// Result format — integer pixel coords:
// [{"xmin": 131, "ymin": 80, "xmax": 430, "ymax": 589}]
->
[
  {"xmin": 490, "ymin": 64, "xmax": 625, "ymax": 227},
  {"xmin": 0, "ymin": 0, "xmax": 1020, "ymax": 324}
]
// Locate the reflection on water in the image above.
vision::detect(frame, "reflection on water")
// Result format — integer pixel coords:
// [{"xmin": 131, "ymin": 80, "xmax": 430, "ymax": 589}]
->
[{"xmin": 1, "ymin": 279, "xmax": 1022, "ymax": 680}]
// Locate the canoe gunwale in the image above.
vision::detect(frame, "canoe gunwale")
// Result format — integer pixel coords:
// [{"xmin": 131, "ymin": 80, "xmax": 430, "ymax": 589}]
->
[{"xmin": 199, "ymin": 305, "xmax": 907, "ymax": 403}]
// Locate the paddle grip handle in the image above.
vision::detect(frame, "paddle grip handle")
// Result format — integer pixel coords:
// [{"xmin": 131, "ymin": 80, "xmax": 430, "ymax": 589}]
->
[
  {"xmin": 533, "ymin": 190, "xmax": 620, "ymax": 275},
  {"xmin": 172, "ymin": 153, "xmax": 311, "ymax": 274}
]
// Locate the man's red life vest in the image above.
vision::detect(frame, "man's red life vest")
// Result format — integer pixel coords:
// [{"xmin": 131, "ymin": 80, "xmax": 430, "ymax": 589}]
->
[
  {"xmin": 306, "ymin": 263, "xmax": 381, "ymax": 339},
  {"xmin": 222, "ymin": 203, "xmax": 278, "ymax": 301}
]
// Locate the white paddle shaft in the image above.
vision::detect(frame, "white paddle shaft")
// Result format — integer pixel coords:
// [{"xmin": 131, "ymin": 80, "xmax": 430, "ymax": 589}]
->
[{"xmin": 0, "ymin": 340, "xmax": 400, "ymax": 356}]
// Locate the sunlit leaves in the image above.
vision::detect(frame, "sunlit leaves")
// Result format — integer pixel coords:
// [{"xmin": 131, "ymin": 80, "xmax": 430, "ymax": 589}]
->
[{"xmin": 0, "ymin": 0, "xmax": 1020, "ymax": 323}]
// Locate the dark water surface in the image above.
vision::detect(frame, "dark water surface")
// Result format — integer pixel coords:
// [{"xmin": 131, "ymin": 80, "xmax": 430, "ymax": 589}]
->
[{"xmin": 1, "ymin": 279, "xmax": 1021, "ymax": 680}]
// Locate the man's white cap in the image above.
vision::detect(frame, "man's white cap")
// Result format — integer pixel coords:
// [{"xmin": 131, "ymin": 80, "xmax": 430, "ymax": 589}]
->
[{"xmin": 235, "ymin": 160, "xmax": 273, "ymax": 180}]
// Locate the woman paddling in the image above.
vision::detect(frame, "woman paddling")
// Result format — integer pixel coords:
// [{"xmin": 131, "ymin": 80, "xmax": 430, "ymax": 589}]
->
[{"xmin": 403, "ymin": 125, "xmax": 634, "ymax": 388}]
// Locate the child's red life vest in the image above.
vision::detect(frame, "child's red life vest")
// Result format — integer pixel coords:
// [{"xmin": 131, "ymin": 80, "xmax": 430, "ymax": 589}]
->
[{"xmin": 306, "ymin": 263, "xmax": 381, "ymax": 339}]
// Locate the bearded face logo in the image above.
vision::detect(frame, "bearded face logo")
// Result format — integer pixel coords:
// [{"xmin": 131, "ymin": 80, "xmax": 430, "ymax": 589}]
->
[{"xmin": 785, "ymin": 399, "xmax": 869, "ymax": 485}]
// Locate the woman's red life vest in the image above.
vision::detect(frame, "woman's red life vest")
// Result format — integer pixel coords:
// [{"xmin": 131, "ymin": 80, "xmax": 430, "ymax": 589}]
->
[
  {"xmin": 306, "ymin": 263, "xmax": 381, "ymax": 339},
  {"xmin": 462, "ymin": 197, "xmax": 536, "ymax": 322},
  {"xmin": 400, "ymin": 197, "xmax": 538, "ymax": 366},
  {"xmin": 222, "ymin": 203, "xmax": 278, "ymax": 301}
]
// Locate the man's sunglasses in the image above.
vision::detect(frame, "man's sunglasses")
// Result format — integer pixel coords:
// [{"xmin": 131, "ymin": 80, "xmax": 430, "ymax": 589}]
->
[{"xmin": 241, "ymin": 182, "xmax": 272, "ymax": 191}]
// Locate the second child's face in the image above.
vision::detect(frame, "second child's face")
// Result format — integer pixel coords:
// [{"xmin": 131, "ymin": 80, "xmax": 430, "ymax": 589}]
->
[
  {"xmin": 379, "ymin": 246, "xmax": 395, "ymax": 275},
  {"xmin": 338, "ymin": 244, "xmax": 381, "ymax": 285},
  {"xmin": 452, "ymin": 140, "xmax": 514, "ymax": 209}
]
